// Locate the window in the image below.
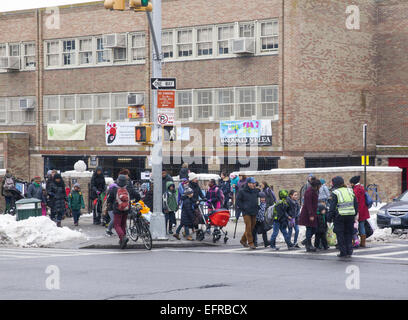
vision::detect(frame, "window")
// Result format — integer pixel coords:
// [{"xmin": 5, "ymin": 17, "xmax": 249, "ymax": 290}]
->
[
  {"xmin": 44, "ymin": 96, "xmax": 59, "ymax": 123},
  {"xmin": 23, "ymin": 43, "xmax": 36, "ymax": 69},
  {"xmin": 176, "ymin": 91, "xmax": 192, "ymax": 121},
  {"xmin": 77, "ymin": 95, "xmax": 93, "ymax": 123},
  {"xmin": 60, "ymin": 95, "xmax": 75, "ymax": 122},
  {"xmin": 131, "ymin": 33, "xmax": 145, "ymax": 61},
  {"xmin": 46, "ymin": 41, "xmax": 60, "ymax": 67},
  {"xmin": 195, "ymin": 90, "xmax": 213, "ymax": 120},
  {"xmin": 96, "ymin": 37, "xmax": 111, "ymax": 64},
  {"xmin": 111, "ymin": 93, "xmax": 127, "ymax": 121},
  {"xmin": 259, "ymin": 86, "xmax": 278, "ymax": 119},
  {"xmin": 218, "ymin": 24, "xmax": 234, "ymax": 55},
  {"xmin": 0, "ymin": 44, "xmax": 6, "ymax": 57},
  {"xmin": 113, "ymin": 48, "xmax": 127, "ymax": 62},
  {"xmin": 162, "ymin": 31, "xmax": 173, "ymax": 58},
  {"xmin": 8, "ymin": 98, "xmax": 22, "ymax": 124},
  {"xmin": 239, "ymin": 22, "xmax": 255, "ymax": 38},
  {"xmin": 0, "ymin": 99, "xmax": 6, "ymax": 124},
  {"xmin": 197, "ymin": 27, "xmax": 213, "ymax": 56},
  {"xmin": 216, "ymin": 89, "xmax": 234, "ymax": 120},
  {"xmin": 94, "ymin": 94, "xmax": 110, "ymax": 122},
  {"xmin": 177, "ymin": 29, "xmax": 193, "ymax": 57},
  {"xmin": 62, "ymin": 40, "xmax": 76, "ymax": 65},
  {"xmin": 79, "ymin": 38, "xmax": 92, "ymax": 65},
  {"xmin": 9, "ymin": 44, "xmax": 20, "ymax": 57},
  {"xmin": 261, "ymin": 21, "xmax": 278, "ymax": 51},
  {"xmin": 236, "ymin": 88, "xmax": 256, "ymax": 119}
]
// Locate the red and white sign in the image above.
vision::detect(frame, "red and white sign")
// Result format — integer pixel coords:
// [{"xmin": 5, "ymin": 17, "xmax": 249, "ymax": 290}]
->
[
  {"xmin": 158, "ymin": 108, "xmax": 174, "ymax": 125},
  {"xmin": 158, "ymin": 90, "xmax": 175, "ymax": 109}
]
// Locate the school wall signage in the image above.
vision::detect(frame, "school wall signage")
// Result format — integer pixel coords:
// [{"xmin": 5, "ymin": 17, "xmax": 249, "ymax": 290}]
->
[
  {"xmin": 105, "ymin": 122, "xmax": 141, "ymax": 146},
  {"xmin": 47, "ymin": 124, "xmax": 87, "ymax": 141},
  {"xmin": 219, "ymin": 120, "xmax": 272, "ymax": 146}
]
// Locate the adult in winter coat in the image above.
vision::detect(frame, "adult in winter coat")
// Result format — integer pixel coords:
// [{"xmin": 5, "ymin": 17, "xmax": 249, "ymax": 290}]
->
[
  {"xmin": 188, "ymin": 172, "xmax": 205, "ymax": 204},
  {"xmin": 349, "ymin": 176, "xmax": 370, "ymax": 247},
  {"xmin": 252, "ymin": 192, "xmax": 271, "ymax": 248},
  {"xmin": 260, "ymin": 181, "xmax": 277, "ymax": 207},
  {"xmin": 318, "ymin": 179, "xmax": 331, "ymax": 205},
  {"xmin": 163, "ymin": 181, "xmax": 178, "ymax": 234},
  {"xmin": 179, "ymin": 163, "xmax": 189, "ymax": 180},
  {"xmin": 237, "ymin": 175, "xmax": 247, "ymax": 190},
  {"xmin": 27, "ymin": 176, "xmax": 44, "ymax": 200},
  {"xmin": 298, "ymin": 177, "xmax": 321, "ymax": 252},
  {"xmin": 173, "ymin": 187, "xmax": 196, "ymax": 241},
  {"xmin": 162, "ymin": 170, "xmax": 174, "ymax": 195},
  {"xmin": 218, "ymin": 172, "xmax": 232, "ymax": 208},
  {"xmin": 300, "ymin": 174, "xmax": 315, "ymax": 205},
  {"xmin": 107, "ymin": 175, "xmax": 140, "ymax": 249},
  {"xmin": 236, "ymin": 177, "xmax": 259, "ymax": 250},
  {"xmin": 47, "ymin": 174, "xmax": 67, "ymax": 227},
  {"xmin": 327, "ymin": 176, "xmax": 358, "ymax": 258},
  {"xmin": 206, "ymin": 179, "xmax": 223, "ymax": 211},
  {"xmin": 90, "ymin": 166, "xmax": 106, "ymax": 225}
]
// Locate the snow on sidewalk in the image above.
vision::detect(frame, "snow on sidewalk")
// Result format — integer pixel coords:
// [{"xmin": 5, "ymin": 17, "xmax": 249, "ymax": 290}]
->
[{"xmin": 0, "ymin": 215, "xmax": 86, "ymax": 248}]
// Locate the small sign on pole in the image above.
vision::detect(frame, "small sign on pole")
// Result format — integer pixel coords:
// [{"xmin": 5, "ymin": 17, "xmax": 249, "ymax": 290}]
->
[
  {"xmin": 151, "ymin": 77, "xmax": 177, "ymax": 90},
  {"xmin": 361, "ymin": 155, "xmax": 369, "ymax": 166},
  {"xmin": 158, "ymin": 90, "xmax": 175, "ymax": 108}
]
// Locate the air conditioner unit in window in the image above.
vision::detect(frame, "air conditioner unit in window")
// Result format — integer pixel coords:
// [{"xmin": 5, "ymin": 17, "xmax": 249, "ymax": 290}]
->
[
  {"xmin": 19, "ymin": 98, "xmax": 35, "ymax": 110},
  {"xmin": 232, "ymin": 38, "xmax": 255, "ymax": 54},
  {"xmin": 0, "ymin": 56, "xmax": 20, "ymax": 70},
  {"xmin": 128, "ymin": 93, "xmax": 144, "ymax": 106},
  {"xmin": 102, "ymin": 33, "xmax": 127, "ymax": 48}
]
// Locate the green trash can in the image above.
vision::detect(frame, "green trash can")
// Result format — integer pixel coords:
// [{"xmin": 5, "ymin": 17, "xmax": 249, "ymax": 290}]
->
[{"xmin": 16, "ymin": 198, "xmax": 42, "ymax": 221}]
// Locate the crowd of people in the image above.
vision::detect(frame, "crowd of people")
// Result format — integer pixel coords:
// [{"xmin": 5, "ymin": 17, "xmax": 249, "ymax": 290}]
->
[{"xmin": 1, "ymin": 164, "xmax": 372, "ymax": 257}]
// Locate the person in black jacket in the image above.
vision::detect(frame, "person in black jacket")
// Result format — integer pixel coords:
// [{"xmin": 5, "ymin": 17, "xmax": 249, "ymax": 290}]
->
[
  {"xmin": 47, "ymin": 174, "xmax": 67, "ymax": 227},
  {"xmin": 218, "ymin": 172, "xmax": 232, "ymax": 209},
  {"xmin": 188, "ymin": 172, "xmax": 205, "ymax": 204},
  {"xmin": 90, "ymin": 166, "xmax": 106, "ymax": 225},
  {"xmin": 287, "ymin": 190, "xmax": 301, "ymax": 248},
  {"xmin": 179, "ymin": 163, "xmax": 189, "ymax": 180},
  {"xmin": 173, "ymin": 187, "xmax": 195, "ymax": 241},
  {"xmin": 315, "ymin": 202, "xmax": 329, "ymax": 250},
  {"xmin": 107, "ymin": 175, "xmax": 140, "ymax": 249},
  {"xmin": 236, "ymin": 177, "xmax": 259, "ymax": 250}
]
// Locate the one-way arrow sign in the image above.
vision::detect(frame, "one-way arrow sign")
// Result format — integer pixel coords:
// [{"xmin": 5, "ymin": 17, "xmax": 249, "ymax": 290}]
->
[{"xmin": 151, "ymin": 78, "xmax": 177, "ymax": 90}]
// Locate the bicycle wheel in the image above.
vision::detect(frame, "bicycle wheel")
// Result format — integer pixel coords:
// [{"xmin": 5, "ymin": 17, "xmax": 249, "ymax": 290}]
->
[
  {"xmin": 139, "ymin": 219, "xmax": 152, "ymax": 250},
  {"xmin": 127, "ymin": 217, "xmax": 139, "ymax": 242}
]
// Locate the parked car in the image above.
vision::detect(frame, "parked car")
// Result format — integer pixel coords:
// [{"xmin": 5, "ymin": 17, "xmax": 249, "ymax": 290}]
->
[{"xmin": 377, "ymin": 191, "xmax": 408, "ymax": 231}]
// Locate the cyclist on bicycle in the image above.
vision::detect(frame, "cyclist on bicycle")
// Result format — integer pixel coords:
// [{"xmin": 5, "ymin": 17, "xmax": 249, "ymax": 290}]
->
[{"xmin": 91, "ymin": 166, "xmax": 106, "ymax": 225}]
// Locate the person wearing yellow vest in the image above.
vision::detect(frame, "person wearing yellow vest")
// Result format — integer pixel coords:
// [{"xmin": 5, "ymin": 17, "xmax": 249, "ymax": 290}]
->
[{"xmin": 328, "ymin": 176, "xmax": 358, "ymax": 259}]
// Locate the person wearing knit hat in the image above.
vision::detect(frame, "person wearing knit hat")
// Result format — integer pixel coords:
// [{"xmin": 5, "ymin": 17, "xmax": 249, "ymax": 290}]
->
[
  {"xmin": 252, "ymin": 192, "xmax": 271, "ymax": 248},
  {"xmin": 106, "ymin": 174, "xmax": 140, "ymax": 249},
  {"xmin": 327, "ymin": 176, "xmax": 358, "ymax": 258},
  {"xmin": 68, "ymin": 183, "xmax": 85, "ymax": 226},
  {"xmin": 349, "ymin": 176, "xmax": 370, "ymax": 248},
  {"xmin": 318, "ymin": 178, "xmax": 331, "ymax": 205}
]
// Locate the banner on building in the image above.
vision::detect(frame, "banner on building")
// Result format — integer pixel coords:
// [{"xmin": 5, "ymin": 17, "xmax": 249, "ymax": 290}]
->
[
  {"xmin": 220, "ymin": 120, "xmax": 272, "ymax": 146},
  {"xmin": 47, "ymin": 124, "xmax": 86, "ymax": 141},
  {"xmin": 105, "ymin": 122, "xmax": 140, "ymax": 146}
]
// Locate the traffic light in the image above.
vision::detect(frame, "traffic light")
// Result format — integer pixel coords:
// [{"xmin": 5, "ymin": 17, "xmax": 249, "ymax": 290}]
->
[
  {"xmin": 135, "ymin": 125, "xmax": 152, "ymax": 143},
  {"xmin": 129, "ymin": 0, "xmax": 153, "ymax": 12},
  {"xmin": 104, "ymin": 0, "xmax": 126, "ymax": 10}
]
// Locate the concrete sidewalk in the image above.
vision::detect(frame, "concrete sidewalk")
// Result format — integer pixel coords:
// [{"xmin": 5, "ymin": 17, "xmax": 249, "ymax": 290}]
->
[{"xmin": 54, "ymin": 213, "xmax": 248, "ymax": 250}]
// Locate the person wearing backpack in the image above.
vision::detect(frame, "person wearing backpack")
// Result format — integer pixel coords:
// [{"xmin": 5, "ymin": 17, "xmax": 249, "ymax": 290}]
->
[
  {"xmin": 269, "ymin": 190, "xmax": 296, "ymax": 251},
  {"xmin": 327, "ymin": 176, "xmax": 358, "ymax": 258},
  {"xmin": 2, "ymin": 172, "xmax": 16, "ymax": 213},
  {"xmin": 107, "ymin": 175, "xmax": 139, "ymax": 249},
  {"xmin": 287, "ymin": 190, "xmax": 301, "ymax": 248},
  {"xmin": 68, "ymin": 183, "xmax": 85, "ymax": 226},
  {"xmin": 349, "ymin": 176, "xmax": 370, "ymax": 248}
]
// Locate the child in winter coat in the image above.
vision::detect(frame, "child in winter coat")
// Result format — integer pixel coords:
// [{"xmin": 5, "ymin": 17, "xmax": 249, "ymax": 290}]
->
[
  {"xmin": 315, "ymin": 202, "xmax": 329, "ymax": 250},
  {"xmin": 252, "ymin": 192, "xmax": 271, "ymax": 248},
  {"xmin": 269, "ymin": 190, "xmax": 295, "ymax": 251},
  {"xmin": 173, "ymin": 187, "xmax": 195, "ymax": 241},
  {"xmin": 68, "ymin": 183, "xmax": 85, "ymax": 226},
  {"xmin": 163, "ymin": 181, "xmax": 178, "ymax": 234}
]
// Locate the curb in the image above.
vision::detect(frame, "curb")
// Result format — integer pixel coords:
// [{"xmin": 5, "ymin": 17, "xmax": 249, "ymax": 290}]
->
[{"xmin": 79, "ymin": 241, "xmax": 220, "ymax": 250}]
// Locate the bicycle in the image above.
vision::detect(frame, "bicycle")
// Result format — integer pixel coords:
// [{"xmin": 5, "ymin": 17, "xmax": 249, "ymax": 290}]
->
[{"xmin": 126, "ymin": 202, "xmax": 153, "ymax": 250}]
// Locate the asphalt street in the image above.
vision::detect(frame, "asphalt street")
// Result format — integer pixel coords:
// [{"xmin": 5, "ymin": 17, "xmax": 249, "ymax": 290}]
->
[{"xmin": 1, "ymin": 243, "xmax": 408, "ymax": 300}]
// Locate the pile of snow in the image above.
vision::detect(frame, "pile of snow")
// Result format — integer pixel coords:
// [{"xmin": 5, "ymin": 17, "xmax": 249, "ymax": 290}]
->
[{"xmin": 0, "ymin": 215, "xmax": 85, "ymax": 248}]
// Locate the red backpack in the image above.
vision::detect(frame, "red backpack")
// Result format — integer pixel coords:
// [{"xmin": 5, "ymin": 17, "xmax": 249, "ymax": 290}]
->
[{"xmin": 116, "ymin": 187, "xmax": 130, "ymax": 212}]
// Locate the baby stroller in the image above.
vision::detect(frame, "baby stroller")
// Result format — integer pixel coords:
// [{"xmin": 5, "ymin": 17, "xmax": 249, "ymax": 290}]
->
[
  {"xmin": 195, "ymin": 202, "xmax": 230, "ymax": 244},
  {"xmin": 4, "ymin": 187, "xmax": 25, "ymax": 215}
]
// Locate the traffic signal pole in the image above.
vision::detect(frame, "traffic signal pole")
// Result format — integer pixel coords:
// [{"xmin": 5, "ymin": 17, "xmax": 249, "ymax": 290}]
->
[{"xmin": 147, "ymin": 0, "xmax": 167, "ymax": 240}]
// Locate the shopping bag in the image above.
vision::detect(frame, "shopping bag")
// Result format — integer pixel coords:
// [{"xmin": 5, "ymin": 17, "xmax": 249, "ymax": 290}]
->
[
  {"xmin": 326, "ymin": 223, "xmax": 337, "ymax": 246},
  {"xmin": 364, "ymin": 220, "xmax": 374, "ymax": 239}
]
